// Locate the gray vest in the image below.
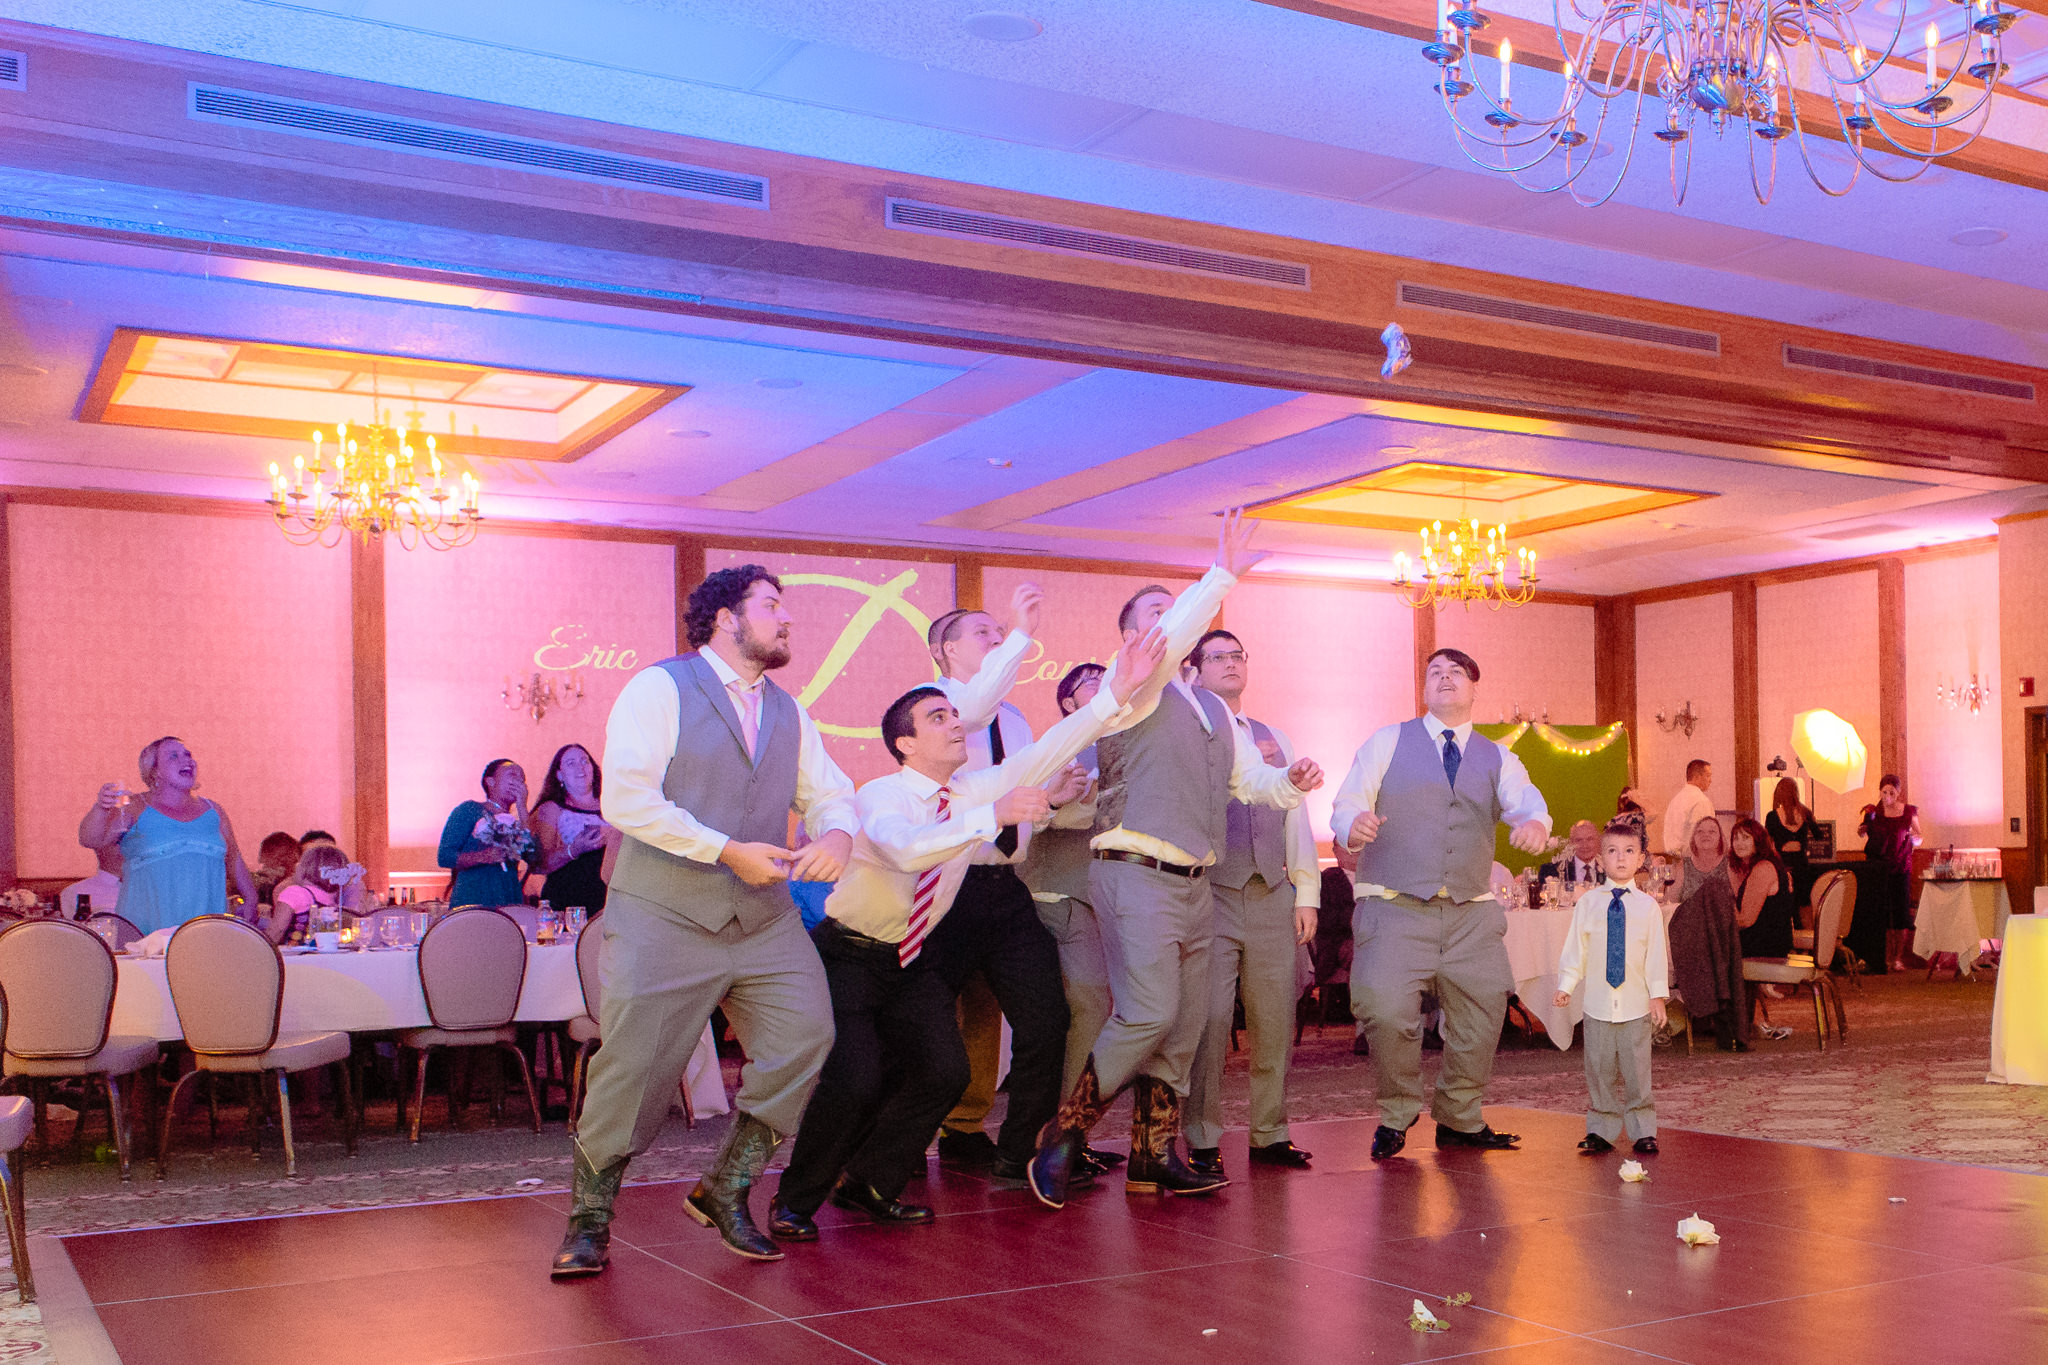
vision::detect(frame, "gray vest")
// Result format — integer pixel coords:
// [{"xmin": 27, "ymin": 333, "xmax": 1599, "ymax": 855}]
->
[
  {"xmin": 1024, "ymin": 743, "xmax": 1095, "ymax": 902},
  {"xmin": 1214, "ymin": 716, "xmax": 1286, "ymax": 890},
  {"xmin": 607, "ymin": 653, "xmax": 801, "ymax": 934},
  {"xmin": 1353, "ymin": 718, "xmax": 1505, "ymax": 903},
  {"xmin": 1092, "ymin": 686, "xmax": 1234, "ymax": 863}
]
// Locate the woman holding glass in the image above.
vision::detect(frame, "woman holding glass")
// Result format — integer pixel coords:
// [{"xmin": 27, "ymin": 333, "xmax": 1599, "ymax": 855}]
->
[
  {"xmin": 77, "ymin": 736, "xmax": 259, "ymax": 936},
  {"xmin": 530, "ymin": 743, "xmax": 618, "ymax": 916},
  {"xmin": 437, "ymin": 758, "xmax": 536, "ymax": 908},
  {"xmin": 265, "ymin": 842, "xmax": 365, "ymax": 945}
]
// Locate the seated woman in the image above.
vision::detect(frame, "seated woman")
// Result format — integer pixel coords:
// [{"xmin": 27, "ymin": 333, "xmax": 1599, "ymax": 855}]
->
[
  {"xmin": 253, "ymin": 831, "xmax": 303, "ymax": 909},
  {"xmin": 529, "ymin": 743, "xmax": 619, "ymax": 915},
  {"xmin": 1729, "ymin": 818, "xmax": 1798, "ymax": 960},
  {"xmin": 438, "ymin": 758, "xmax": 536, "ymax": 908},
  {"xmin": 1664, "ymin": 815, "xmax": 1750, "ymax": 1051},
  {"xmin": 265, "ymin": 842, "xmax": 365, "ymax": 944},
  {"xmin": 77, "ymin": 736, "xmax": 258, "ymax": 936}
]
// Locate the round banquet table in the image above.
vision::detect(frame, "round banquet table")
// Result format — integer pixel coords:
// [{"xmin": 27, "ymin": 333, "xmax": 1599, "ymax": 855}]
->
[
  {"xmin": 1504, "ymin": 909, "xmax": 1580, "ymax": 1050},
  {"xmin": 109, "ymin": 944, "xmax": 729, "ymax": 1115},
  {"xmin": 1989, "ymin": 914, "xmax": 2048, "ymax": 1086},
  {"xmin": 1913, "ymin": 879, "xmax": 2009, "ymax": 976}
]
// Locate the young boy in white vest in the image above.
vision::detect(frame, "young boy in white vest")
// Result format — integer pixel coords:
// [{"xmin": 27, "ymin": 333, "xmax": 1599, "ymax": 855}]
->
[{"xmin": 1554, "ymin": 819, "xmax": 1670, "ymax": 1157}]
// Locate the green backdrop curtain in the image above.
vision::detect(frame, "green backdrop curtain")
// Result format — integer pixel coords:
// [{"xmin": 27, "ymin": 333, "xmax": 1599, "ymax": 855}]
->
[{"xmin": 1475, "ymin": 722, "xmax": 1633, "ymax": 873}]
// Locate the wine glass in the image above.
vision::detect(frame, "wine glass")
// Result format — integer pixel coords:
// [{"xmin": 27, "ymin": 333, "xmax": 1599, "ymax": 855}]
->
[
  {"xmin": 377, "ymin": 915, "xmax": 403, "ymax": 949},
  {"xmin": 565, "ymin": 906, "xmax": 588, "ymax": 938},
  {"xmin": 408, "ymin": 910, "xmax": 430, "ymax": 945}
]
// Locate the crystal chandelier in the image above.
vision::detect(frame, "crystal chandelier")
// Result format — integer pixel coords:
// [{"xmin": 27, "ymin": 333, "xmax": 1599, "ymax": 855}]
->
[
  {"xmin": 1420, "ymin": 0, "xmax": 2021, "ymax": 205},
  {"xmin": 266, "ymin": 412, "xmax": 483, "ymax": 550},
  {"xmin": 1392, "ymin": 518, "xmax": 1539, "ymax": 609}
]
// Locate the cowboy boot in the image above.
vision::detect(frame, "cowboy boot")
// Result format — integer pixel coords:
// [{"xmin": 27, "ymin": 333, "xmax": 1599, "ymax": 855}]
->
[
  {"xmin": 1125, "ymin": 1079, "xmax": 1227, "ymax": 1197},
  {"xmin": 684, "ymin": 1113, "xmax": 784, "ymax": 1261},
  {"xmin": 1027, "ymin": 1055, "xmax": 1112, "ymax": 1211},
  {"xmin": 551, "ymin": 1142, "xmax": 627, "ymax": 1279}
]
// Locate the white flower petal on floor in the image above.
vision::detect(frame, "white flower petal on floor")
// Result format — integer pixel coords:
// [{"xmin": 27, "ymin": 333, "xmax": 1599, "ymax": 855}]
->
[{"xmin": 1677, "ymin": 1213, "xmax": 1721, "ymax": 1246}]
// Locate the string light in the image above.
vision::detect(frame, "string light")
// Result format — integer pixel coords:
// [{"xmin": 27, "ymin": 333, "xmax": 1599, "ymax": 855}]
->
[{"xmin": 1478, "ymin": 721, "xmax": 1628, "ymax": 756}]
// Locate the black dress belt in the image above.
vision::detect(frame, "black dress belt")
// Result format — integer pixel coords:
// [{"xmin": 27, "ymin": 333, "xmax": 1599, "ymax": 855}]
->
[{"xmin": 1093, "ymin": 850, "xmax": 1206, "ymax": 879}]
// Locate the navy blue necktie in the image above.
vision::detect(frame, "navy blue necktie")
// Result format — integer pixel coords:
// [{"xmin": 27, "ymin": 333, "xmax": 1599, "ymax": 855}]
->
[
  {"xmin": 1605, "ymin": 887, "xmax": 1628, "ymax": 989},
  {"xmin": 1441, "ymin": 731, "xmax": 1462, "ymax": 789}
]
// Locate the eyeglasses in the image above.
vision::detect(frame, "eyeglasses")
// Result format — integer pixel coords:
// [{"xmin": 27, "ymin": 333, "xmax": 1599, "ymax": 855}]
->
[{"xmin": 1200, "ymin": 650, "xmax": 1248, "ymax": 665}]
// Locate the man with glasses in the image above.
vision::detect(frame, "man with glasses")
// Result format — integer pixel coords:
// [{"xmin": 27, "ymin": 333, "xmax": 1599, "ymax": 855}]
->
[
  {"xmin": 1331, "ymin": 648, "xmax": 1551, "ymax": 1162},
  {"xmin": 1181, "ymin": 630, "xmax": 1320, "ymax": 1177}
]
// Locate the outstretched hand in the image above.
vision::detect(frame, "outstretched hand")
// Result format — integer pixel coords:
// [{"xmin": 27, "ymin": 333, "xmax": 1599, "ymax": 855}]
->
[
  {"xmin": 1109, "ymin": 627, "xmax": 1169, "ymax": 703},
  {"xmin": 1218, "ymin": 507, "xmax": 1268, "ymax": 579},
  {"xmin": 1009, "ymin": 582, "xmax": 1044, "ymax": 638}
]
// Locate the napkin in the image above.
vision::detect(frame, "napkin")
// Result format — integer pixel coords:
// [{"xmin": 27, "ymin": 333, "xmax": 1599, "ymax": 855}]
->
[
  {"xmin": 1618, "ymin": 1160, "xmax": 1648, "ymax": 1183},
  {"xmin": 1676, "ymin": 1213, "xmax": 1720, "ymax": 1246},
  {"xmin": 132, "ymin": 928, "xmax": 175, "ymax": 959}
]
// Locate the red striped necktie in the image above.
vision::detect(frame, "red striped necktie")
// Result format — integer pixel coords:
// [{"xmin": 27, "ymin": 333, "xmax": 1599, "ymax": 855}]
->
[{"xmin": 901, "ymin": 783, "xmax": 950, "ymax": 967}]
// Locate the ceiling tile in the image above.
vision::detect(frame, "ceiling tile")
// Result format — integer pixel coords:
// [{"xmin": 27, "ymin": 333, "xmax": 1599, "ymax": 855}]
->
[{"xmin": 1086, "ymin": 110, "xmax": 1429, "ymax": 201}]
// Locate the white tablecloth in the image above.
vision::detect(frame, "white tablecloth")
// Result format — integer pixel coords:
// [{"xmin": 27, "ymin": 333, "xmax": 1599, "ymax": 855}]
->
[
  {"xmin": 109, "ymin": 945, "xmax": 728, "ymax": 1116},
  {"xmin": 1504, "ymin": 909, "xmax": 1579, "ymax": 1050},
  {"xmin": 1990, "ymin": 915, "xmax": 2047, "ymax": 1085},
  {"xmin": 1914, "ymin": 880, "xmax": 2008, "ymax": 976}
]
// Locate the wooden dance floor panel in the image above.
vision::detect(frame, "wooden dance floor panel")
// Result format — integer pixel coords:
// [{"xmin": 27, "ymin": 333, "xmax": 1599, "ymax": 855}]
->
[{"xmin": 57, "ymin": 1107, "xmax": 2048, "ymax": 1364}]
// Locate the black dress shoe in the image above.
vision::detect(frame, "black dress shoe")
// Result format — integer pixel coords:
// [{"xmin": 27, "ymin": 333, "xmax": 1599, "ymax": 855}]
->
[
  {"xmin": 768, "ymin": 1200, "xmax": 818, "ymax": 1241},
  {"xmin": 1370, "ymin": 1125, "xmax": 1408, "ymax": 1160},
  {"xmin": 1577, "ymin": 1134, "xmax": 1614, "ymax": 1154},
  {"xmin": 1633, "ymin": 1136, "xmax": 1659, "ymax": 1155},
  {"xmin": 1085, "ymin": 1145, "xmax": 1126, "ymax": 1169},
  {"xmin": 1248, "ymin": 1140, "xmax": 1312, "ymax": 1168},
  {"xmin": 936, "ymin": 1129, "xmax": 998, "ymax": 1168},
  {"xmin": 830, "ymin": 1179, "xmax": 934, "ymax": 1224},
  {"xmin": 1185, "ymin": 1146, "xmax": 1225, "ymax": 1178},
  {"xmin": 1435, "ymin": 1124, "xmax": 1520, "ymax": 1151}
]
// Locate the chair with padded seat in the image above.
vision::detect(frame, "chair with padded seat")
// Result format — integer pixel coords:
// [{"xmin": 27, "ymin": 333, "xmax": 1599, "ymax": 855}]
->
[
  {"xmin": 397, "ymin": 908, "xmax": 541, "ymax": 1142},
  {"xmin": 1793, "ymin": 870, "xmax": 1860, "ymax": 989},
  {"xmin": 1744, "ymin": 872, "xmax": 1850, "ymax": 1051},
  {"xmin": 0, "ymin": 991, "xmax": 36, "ymax": 1304},
  {"xmin": 85, "ymin": 912, "xmax": 145, "ymax": 952},
  {"xmin": 158, "ymin": 915, "xmax": 354, "ymax": 1178},
  {"xmin": 0, "ymin": 920, "xmax": 159, "ymax": 1180},
  {"xmin": 561, "ymin": 915, "xmax": 692, "ymax": 1136}
]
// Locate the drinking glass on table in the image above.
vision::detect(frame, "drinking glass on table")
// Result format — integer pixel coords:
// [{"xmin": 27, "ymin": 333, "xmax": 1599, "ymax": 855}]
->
[
  {"xmin": 538, "ymin": 904, "xmax": 561, "ymax": 944},
  {"xmin": 377, "ymin": 915, "xmax": 403, "ymax": 949},
  {"xmin": 408, "ymin": 910, "xmax": 430, "ymax": 945},
  {"xmin": 565, "ymin": 906, "xmax": 588, "ymax": 938}
]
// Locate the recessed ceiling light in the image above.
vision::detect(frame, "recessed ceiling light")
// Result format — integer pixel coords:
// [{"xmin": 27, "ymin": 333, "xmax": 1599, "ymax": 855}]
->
[
  {"xmin": 755, "ymin": 377, "xmax": 802, "ymax": 389},
  {"xmin": 666, "ymin": 428, "xmax": 712, "ymax": 438},
  {"xmin": 1379, "ymin": 445, "xmax": 1418, "ymax": 456},
  {"xmin": 1951, "ymin": 227, "xmax": 2008, "ymax": 247},
  {"xmin": 962, "ymin": 11, "xmax": 1042, "ymax": 40},
  {"xmin": 986, "ymin": 457, "xmax": 1014, "ymax": 468}
]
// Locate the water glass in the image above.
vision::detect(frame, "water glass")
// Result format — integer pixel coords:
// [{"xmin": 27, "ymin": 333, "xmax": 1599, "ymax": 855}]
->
[
  {"xmin": 565, "ymin": 906, "xmax": 588, "ymax": 938},
  {"xmin": 91, "ymin": 918, "xmax": 120, "ymax": 951},
  {"xmin": 377, "ymin": 915, "xmax": 403, "ymax": 949},
  {"xmin": 408, "ymin": 910, "xmax": 430, "ymax": 945}
]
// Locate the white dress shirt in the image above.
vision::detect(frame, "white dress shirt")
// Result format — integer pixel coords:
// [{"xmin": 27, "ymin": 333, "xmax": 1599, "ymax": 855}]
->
[
  {"xmin": 1552, "ymin": 854, "xmax": 1602, "ymax": 886},
  {"xmin": 1662, "ymin": 783, "xmax": 1715, "ymax": 857},
  {"xmin": 1556, "ymin": 883, "xmax": 1671, "ymax": 1023},
  {"xmin": 1231, "ymin": 712, "xmax": 1320, "ymax": 910},
  {"xmin": 934, "ymin": 625, "xmax": 1041, "ymax": 867},
  {"xmin": 600, "ymin": 648, "xmax": 858, "ymax": 864},
  {"xmin": 824, "ymin": 686, "xmax": 1131, "ymax": 943},
  {"xmin": 1330, "ymin": 712, "xmax": 1552, "ymax": 900}
]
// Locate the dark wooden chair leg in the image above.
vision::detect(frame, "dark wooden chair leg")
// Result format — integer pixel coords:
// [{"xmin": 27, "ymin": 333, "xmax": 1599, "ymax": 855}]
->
[{"xmin": 156, "ymin": 1070, "xmax": 201, "ymax": 1180}]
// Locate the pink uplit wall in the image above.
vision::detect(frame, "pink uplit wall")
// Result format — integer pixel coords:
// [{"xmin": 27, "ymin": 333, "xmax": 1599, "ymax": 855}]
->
[
  {"xmin": 1635, "ymin": 593, "xmax": 1734, "ymax": 849},
  {"xmin": 709, "ymin": 549, "xmax": 954, "ymax": 787},
  {"xmin": 1758, "ymin": 572, "xmax": 1879, "ymax": 833},
  {"xmin": 1999, "ymin": 519, "xmax": 2048, "ymax": 847},
  {"xmin": 1223, "ymin": 579, "xmax": 1414, "ymax": 850},
  {"xmin": 1905, "ymin": 549, "xmax": 2003, "ymax": 846},
  {"xmin": 981, "ymin": 565, "xmax": 1196, "ymax": 739},
  {"xmin": 1435, "ymin": 601, "xmax": 1597, "ymax": 726},
  {"xmin": 385, "ymin": 532, "xmax": 673, "ymax": 869},
  {"xmin": 7, "ymin": 503, "xmax": 354, "ymax": 878}
]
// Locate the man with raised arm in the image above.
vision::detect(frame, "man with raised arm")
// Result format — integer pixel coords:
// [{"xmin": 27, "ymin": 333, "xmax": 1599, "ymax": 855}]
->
[
  {"xmin": 1028, "ymin": 511, "xmax": 1325, "ymax": 1210},
  {"xmin": 769, "ymin": 626, "xmax": 1165, "ymax": 1239},
  {"xmin": 1331, "ymin": 647, "xmax": 1551, "ymax": 1162},
  {"xmin": 552, "ymin": 565, "xmax": 855, "ymax": 1277}
]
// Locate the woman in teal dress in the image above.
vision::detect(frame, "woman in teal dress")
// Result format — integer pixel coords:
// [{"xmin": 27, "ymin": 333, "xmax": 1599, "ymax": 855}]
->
[
  {"xmin": 77, "ymin": 736, "xmax": 259, "ymax": 936},
  {"xmin": 438, "ymin": 758, "xmax": 537, "ymax": 907}
]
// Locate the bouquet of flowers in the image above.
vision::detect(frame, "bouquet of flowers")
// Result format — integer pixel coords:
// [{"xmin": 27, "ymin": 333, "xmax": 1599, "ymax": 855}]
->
[
  {"xmin": 320, "ymin": 862, "xmax": 368, "ymax": 891},
  {"xmin": 0, "ymin": 888, "xmax": 39, "ymax": 913},
  {"xmin": 472, "ymin": 811, "xmax": 536, "ymax": 863}
]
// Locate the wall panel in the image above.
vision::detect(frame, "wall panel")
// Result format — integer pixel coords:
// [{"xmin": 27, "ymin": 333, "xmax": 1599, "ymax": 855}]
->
[
  {"xmin": 1636, "ymin": 592, "xmax": 1735, "ymax": 850},
  {"xmin": 1435, "ymin": 601, "xmax": 1598, "ymax": 727},
  {"xmin": 1905, "ymin": 549, "xmax": 2003, "ymax": 846},
  {"xmin": 1757, "ymin": 571, "xmax": 1880, "ymax": 832}
]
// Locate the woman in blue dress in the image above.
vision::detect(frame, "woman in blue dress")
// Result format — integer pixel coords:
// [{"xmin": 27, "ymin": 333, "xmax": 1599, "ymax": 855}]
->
[
  {"xmin": 438, "ymin": 758, "xmax": 537, "ymax": 907},
  {"xmin": 77, "ymin": 736, "xmax": 259, "ymax": 936}
]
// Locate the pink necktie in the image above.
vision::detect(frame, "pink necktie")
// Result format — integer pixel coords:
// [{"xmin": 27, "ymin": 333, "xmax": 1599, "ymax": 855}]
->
[
  {"xmin": 901, "ymin": 785, "xmax": 950, "ymax": 967},
  {"xmin": 728, "ymin": 680, "xmax": 760, "ymax": 758}
]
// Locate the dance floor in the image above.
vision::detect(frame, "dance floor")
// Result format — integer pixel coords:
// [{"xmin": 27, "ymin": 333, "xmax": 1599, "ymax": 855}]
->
[{"xmin": 48, "ymin": 1105, "xmax": 2048, "ymax": 1364}]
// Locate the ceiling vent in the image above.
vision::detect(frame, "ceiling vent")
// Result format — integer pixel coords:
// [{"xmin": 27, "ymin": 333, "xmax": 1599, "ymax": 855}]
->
[
  {"xmin": 884, "ymin": 198, "xmax": 1310, "ymax": 289},
  {"xmin": 0, "ymin": 50, "xmax": 25, "ymax": 90},
  {"xmin": 1397, "ymin": 281, "xmax": 1720, "ymax": 355},
  {"xmin": 187, "ymin": 84, "xmax": 768, "ymax": 208},
  {"xmin": 1783, "ymin": 344, "xmax": 2034, "ymax": 403}
]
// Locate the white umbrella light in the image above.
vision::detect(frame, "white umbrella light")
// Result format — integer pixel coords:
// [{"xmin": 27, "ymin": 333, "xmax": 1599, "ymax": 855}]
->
[{"xmin": 1790, "ymin": 709, "xmax": 1867, "ymax": 795}]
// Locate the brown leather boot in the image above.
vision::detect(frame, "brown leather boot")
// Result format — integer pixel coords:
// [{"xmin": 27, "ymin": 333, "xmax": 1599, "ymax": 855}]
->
[
  {"xmin": 1124, "ymin": 1078, "xmax": 1227, "ymax": 1197},
  {"xmin": 1028, "ymin": 1055, "xmax": 1111, "ymax": 1211}
]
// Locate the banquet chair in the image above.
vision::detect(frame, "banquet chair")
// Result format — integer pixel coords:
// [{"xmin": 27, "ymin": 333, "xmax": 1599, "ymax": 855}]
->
[
  {"xmin": 1793, "ymin": 871, "xmax": 1860, "ymax": 987},
  {"xmin": 564, "ymin": 916, "xmax": 693, "ymax": 1136},
  {"xmin": 396, "ymin": 908, "xmax": 541, "ymax": 1142},
  {"xmin": 0, "ymin": 992, "xmax": 36, "ymax": 1303},
  {"xmin": 0, "ymin": 920, "xmax": 159, "ymax": 1180},
  {"xmin": 1743, "ymin": 874, "xmax": 1850, "ymax": 1051},
  {"xmin": 158, "ymin": 915, "xmax": 354, "ymax": 1178},
  {"xmin": 85, "ymin": 913, "xmax": 144, "ymax": 952}
]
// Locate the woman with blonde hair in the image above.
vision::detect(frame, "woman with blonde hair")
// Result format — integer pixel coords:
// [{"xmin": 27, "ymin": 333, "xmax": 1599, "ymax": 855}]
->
[
  {"xmin": 265, "ymin": 842, "xmax": 366, "ymax": 945},
  {"xmin": 78, "ymin": 736, "xmax": 258, "ymax": 936}
]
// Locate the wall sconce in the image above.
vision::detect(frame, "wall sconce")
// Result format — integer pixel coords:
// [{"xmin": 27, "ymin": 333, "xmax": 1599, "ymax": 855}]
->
[
  {"xmin": 1500, "ymin": 703, "xmax": 1549, "ymax": 724},
  {"xmin": 1934, "ymin": 674, "xmax": 1994, "ymax": 714},
  {"xmin": 504, "ymin": 671, "xmax": 584, "ymax": 723},
  {"xmin": 1654, "ymin": 700, "xmax": 1699, "ymax": 738}
]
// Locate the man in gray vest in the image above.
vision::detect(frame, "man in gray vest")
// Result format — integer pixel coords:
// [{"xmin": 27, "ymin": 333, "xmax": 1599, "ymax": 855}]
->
[
  {"xmin": 1182, "ymin": 629, "xmax": 1320, "ymax": 1177},
  {"xmin": 1029, "ymin": 511, "xmax": 1325, "ymax": 1209},
  {"xmin": 552, "ymin": 565, "xmax": 857, "ymax": 1277},
  {"xmin": 1331, "ymin": 647, "xmax": 1551, "ymax": 1161}
]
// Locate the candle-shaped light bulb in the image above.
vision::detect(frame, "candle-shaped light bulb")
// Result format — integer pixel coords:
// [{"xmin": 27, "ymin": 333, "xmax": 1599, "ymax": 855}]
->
[
  {"xmin": 1926, "ymin": 22, "xmax": 1939, "ymax": 86},
  {"xmin": 1394, "ymin": 550, "xmax": 1411, "ymax": 583},
  {"xmin": 1499, "ymin": 38, "xmax": 1512, "ymax": 104}
]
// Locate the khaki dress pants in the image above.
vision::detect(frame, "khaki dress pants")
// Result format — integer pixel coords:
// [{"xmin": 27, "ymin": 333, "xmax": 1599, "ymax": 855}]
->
[
  {"xmin": 1185, "ymin": 876, "xmax": 1299, "ymax": 1150},
  {"xmin": 1034, "ymin": 892, "xmax": 1115, "ymax": 1093},
  {"xmin": 1087, "ymin": 857, "xmax": 1214, "ymax": 1097}
]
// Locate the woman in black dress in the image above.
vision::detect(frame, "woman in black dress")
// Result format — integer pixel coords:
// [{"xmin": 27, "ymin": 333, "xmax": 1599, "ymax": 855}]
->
[
  {"xmin": 530, "ymin": 743, "xmax": 619, "ymax": 915},
  {"xmin": 1764, "ymin": 777, "xmax": 1817, "ymax": 908},
  {"xmin": 1729, "ymin": 817, "xmax": 1798, "ymax": 961},
  {"xmin": 1858, "ymin": 775, "xmax": 1923, "ymax": 972}
]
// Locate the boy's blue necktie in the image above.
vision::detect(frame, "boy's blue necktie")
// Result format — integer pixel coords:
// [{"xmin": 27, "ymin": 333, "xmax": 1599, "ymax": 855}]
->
[{"xmin": 1606, "ymin": 887, "xmax": 1628, "ymax": 989}]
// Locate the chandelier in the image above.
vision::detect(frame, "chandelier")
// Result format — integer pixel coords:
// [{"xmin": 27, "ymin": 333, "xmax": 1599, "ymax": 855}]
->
[
  {"xmin": 503, "ymin": 671, "xmax": 585, "ymax": 723},
  {"xmin": 1420, "ymin": 0, "xmax": 2020, "ymax": 205},
  {"xmin": 1934, "ymin": 672, "xmax": 1993, "ymax": 712},
  {"xmin": 1392, "ymin": 518, "xmax": 1539, "ymax": 609},
  {"xmin": 266, "ymin": 411, "xmax": 483, "ymax": 550}
]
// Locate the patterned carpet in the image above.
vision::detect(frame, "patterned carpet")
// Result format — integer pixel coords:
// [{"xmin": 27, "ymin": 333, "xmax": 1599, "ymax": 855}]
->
[{"xmin": 0, "ymin": 973, "xmax": 2038, "ymax": 1358}]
